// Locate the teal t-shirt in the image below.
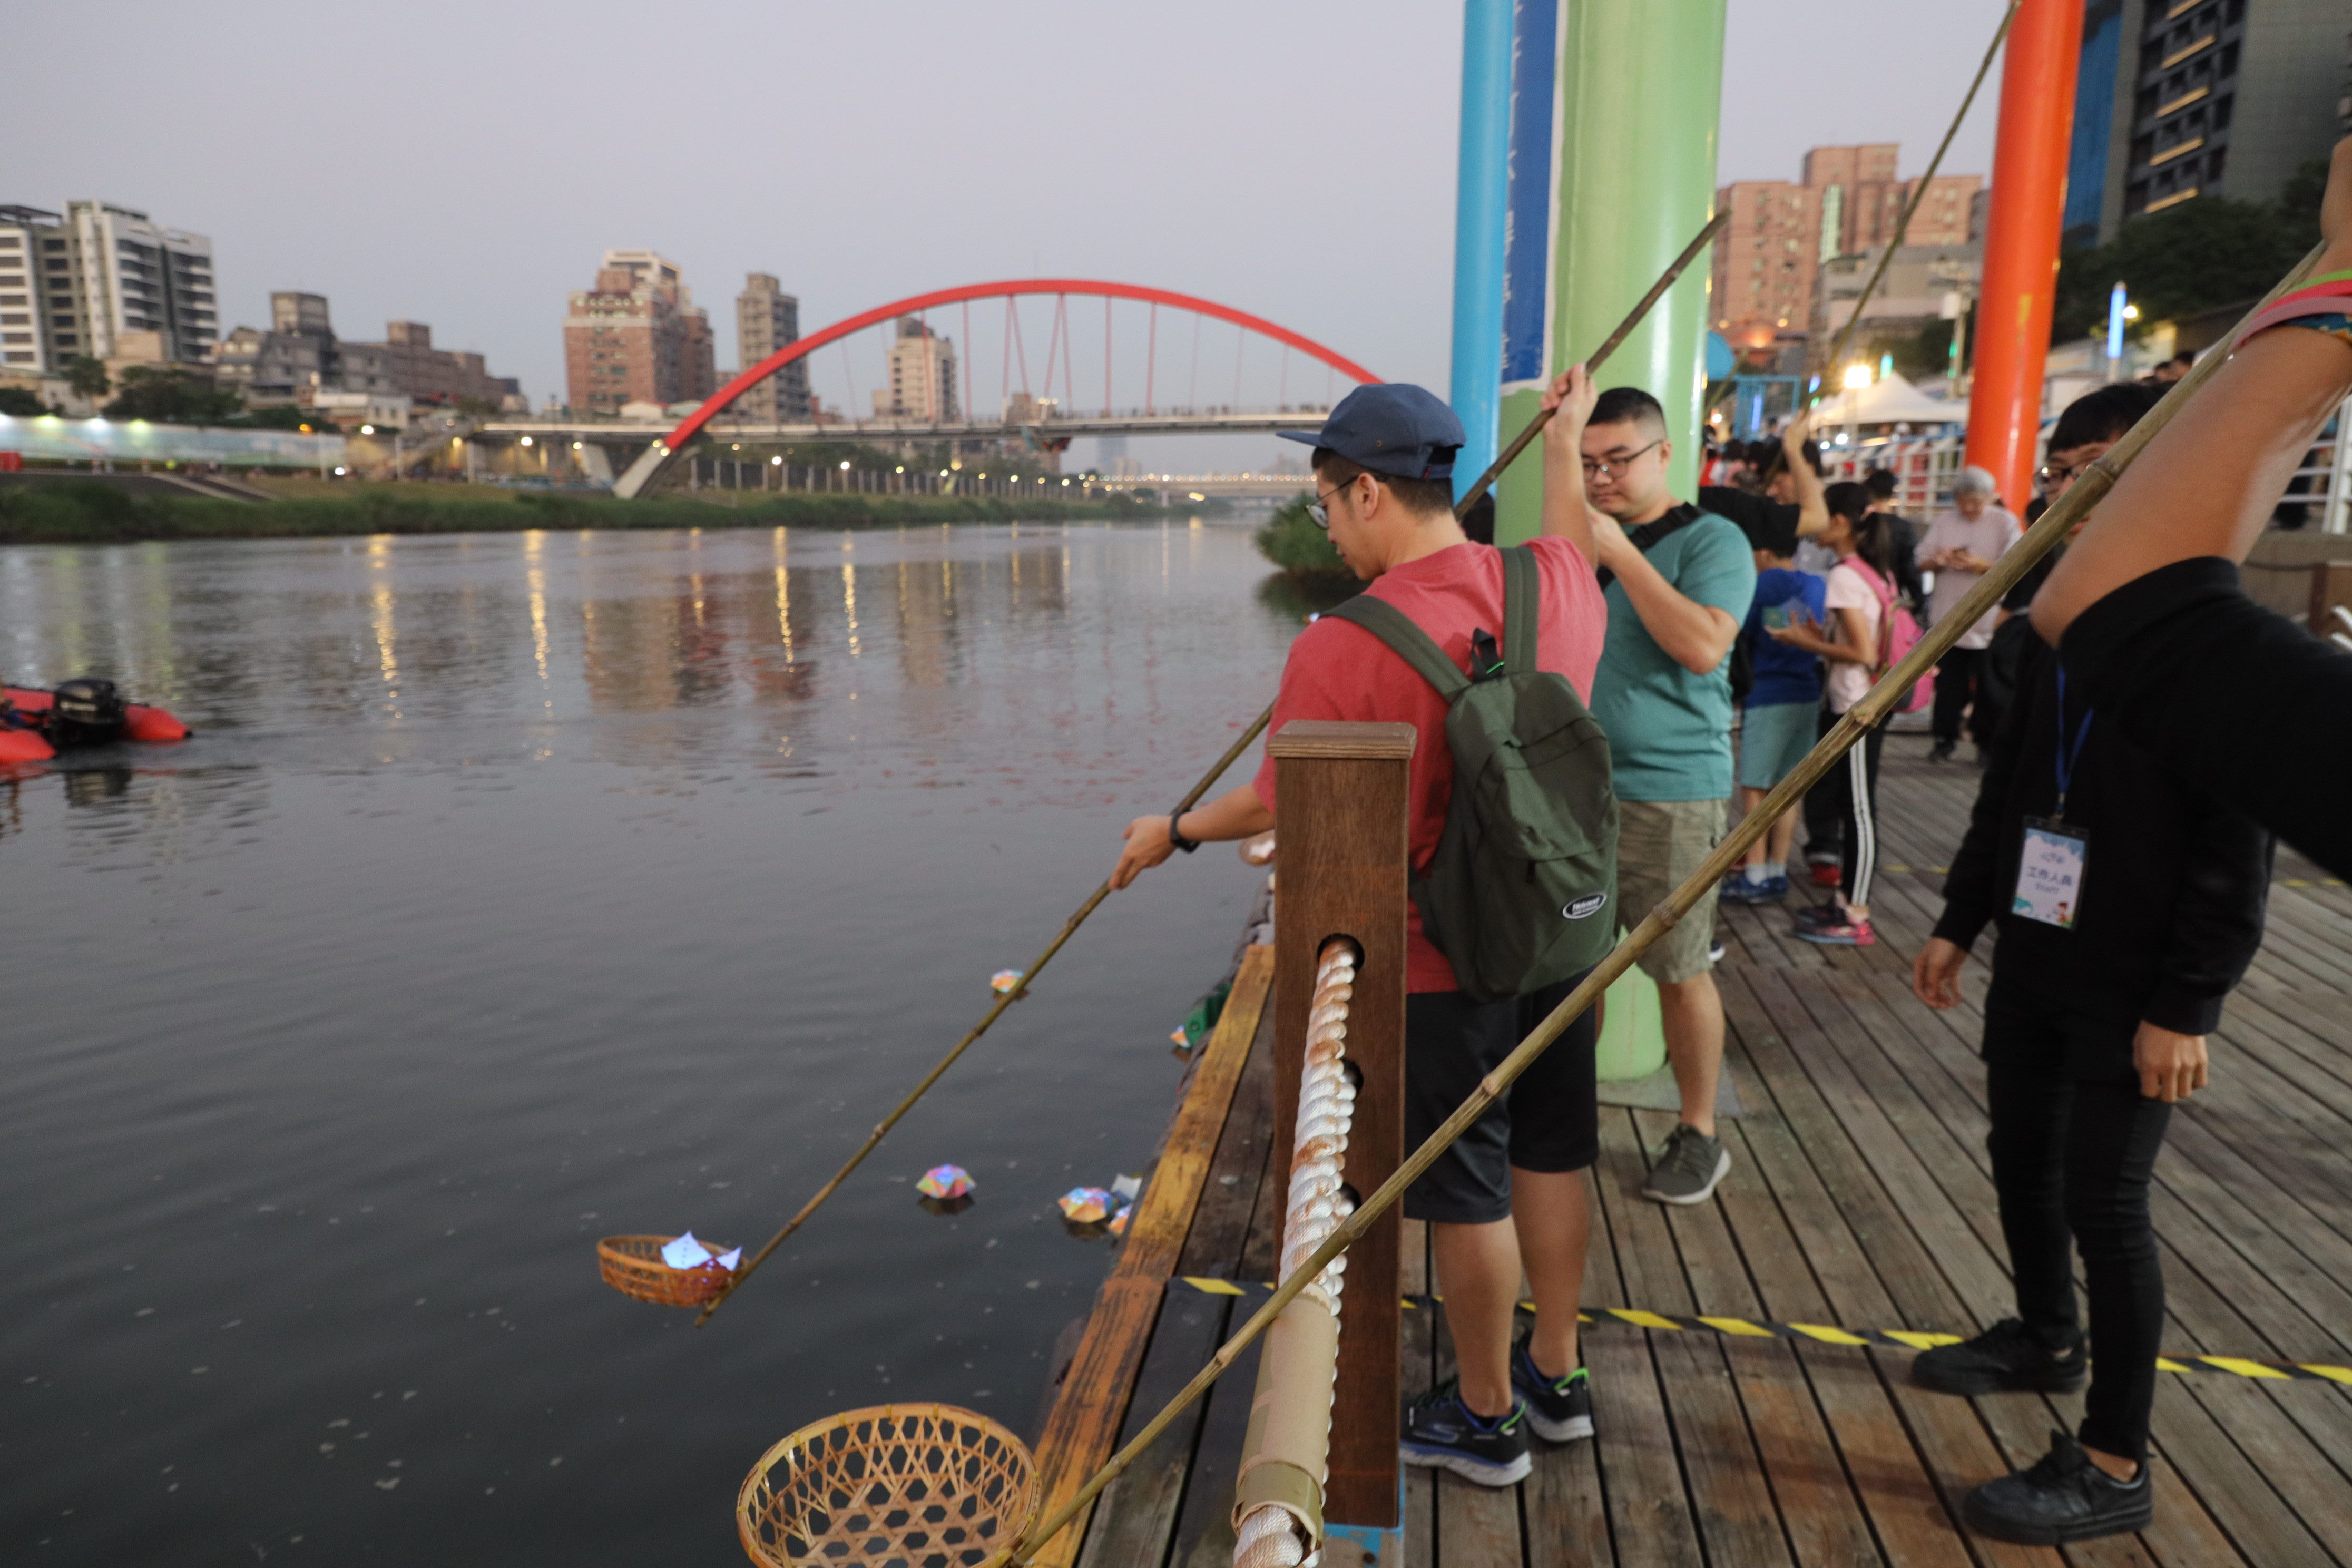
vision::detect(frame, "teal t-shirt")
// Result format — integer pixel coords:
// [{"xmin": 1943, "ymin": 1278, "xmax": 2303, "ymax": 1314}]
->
[{"xmin": 1592, "ymin": 509, "xmax": 1757, "ymax": 802}]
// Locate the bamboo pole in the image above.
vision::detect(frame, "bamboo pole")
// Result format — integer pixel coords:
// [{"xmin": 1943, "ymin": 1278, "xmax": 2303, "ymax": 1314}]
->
[
  {"xmin": 983, "ymin": 239, "xmax": 2332, "ymax": 1568},
  {"xmin": 693, "ymin": 706, "xmax": 1272, "ymax": 1325},
  {"xmin": 1810, "ymin": 0, "xmax": 2018, "ymax": 410},
  {"xmin": 1452, "ymin": 210, "xmax": 1730, "ymax": 515},
  {"xmin": 697, "ymin": 194, "xmax": 1729, "ymax": 1326}
]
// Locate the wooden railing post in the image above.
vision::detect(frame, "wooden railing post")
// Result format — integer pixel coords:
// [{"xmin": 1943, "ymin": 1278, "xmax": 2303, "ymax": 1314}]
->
[{"xmin": 1269, "ymin": 719, "xmax": 1415, "ymax": 1531}]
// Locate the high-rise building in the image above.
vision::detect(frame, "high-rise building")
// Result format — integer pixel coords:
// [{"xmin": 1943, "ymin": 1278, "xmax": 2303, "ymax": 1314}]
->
[
  {"xmin": 563, "ymin": 249, "xmax": 717, "ymax": 415},
  {"xmin": 0, "ymin": 200, "xmax": 214, "ymax": 373},
  {"xmin": 1712, "ymin": 146, "xmax": 1981, "ymax": 344},
  {"xmin": 735, "ymin": 273, "xmax": 810, "ymax": 422},
  {"xmin": 879, "ymin": 316, "xmax": 957, "ymax": 422},
  {"xmin": 1711, "ymin": 181, "xmax": 1824, "ymax": 338},
  {"xmin": 2067, "ymin": 0, "xmax": 2346, "ymax": 244}
]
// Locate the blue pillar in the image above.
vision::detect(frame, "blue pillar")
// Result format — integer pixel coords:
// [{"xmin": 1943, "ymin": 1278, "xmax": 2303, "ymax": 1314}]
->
[{"xmin": 1449, "ymin": 0, "xmax": 1511, "ymax": 502}]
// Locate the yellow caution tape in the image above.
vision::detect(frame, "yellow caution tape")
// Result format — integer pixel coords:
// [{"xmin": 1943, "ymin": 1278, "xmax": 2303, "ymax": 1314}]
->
[{"xmin": 1165, "ymin": 1279, "xmax": 2352, "ymax": 1384}]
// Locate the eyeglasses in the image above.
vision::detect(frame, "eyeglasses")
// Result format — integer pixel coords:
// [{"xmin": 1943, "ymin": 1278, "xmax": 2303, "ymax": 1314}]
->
[
  {"xmin": 1307, "ymin": 482, "xmax": 1350, "ymax": 531},
  {"xmin": 2036, "ymin": 459, "xmax": 2089, "ymax": 490},
  {"xmin": 1581, "ymin": 438, "xmax": 1662, "ymax": 481}
]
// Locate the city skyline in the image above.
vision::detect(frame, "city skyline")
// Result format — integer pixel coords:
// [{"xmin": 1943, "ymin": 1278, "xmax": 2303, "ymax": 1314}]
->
[{"xmin": 16, "ymin": 0, "xmax": 2015, "ymax": 465}]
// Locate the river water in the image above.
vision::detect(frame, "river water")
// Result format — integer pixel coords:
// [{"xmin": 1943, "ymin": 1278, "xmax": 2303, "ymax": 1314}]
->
[{"xmin": 1, "ymin": 520, "xmax": 1306, "ymax": 1564}]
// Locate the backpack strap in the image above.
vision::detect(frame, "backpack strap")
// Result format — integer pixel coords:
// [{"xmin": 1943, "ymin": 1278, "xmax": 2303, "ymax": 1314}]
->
[
  {"xmin": 1325, "ymin": 594, "xmax": 1471, "ymax": 699},
  {"xmin": 1501, "ymin": 544, "xmax": 1541, "ymax": 674}
]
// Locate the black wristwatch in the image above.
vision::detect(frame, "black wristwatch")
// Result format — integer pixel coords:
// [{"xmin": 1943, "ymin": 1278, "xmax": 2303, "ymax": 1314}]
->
[{"xmin": 1167, "ymin": 811, "xmax": 1201, "ymax": 853}]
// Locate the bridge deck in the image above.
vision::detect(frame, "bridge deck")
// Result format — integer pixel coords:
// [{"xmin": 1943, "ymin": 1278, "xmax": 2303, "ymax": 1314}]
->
[{"xmin": 1037, "ymin": 732, "xmax": 2352, "ymax": 1568}]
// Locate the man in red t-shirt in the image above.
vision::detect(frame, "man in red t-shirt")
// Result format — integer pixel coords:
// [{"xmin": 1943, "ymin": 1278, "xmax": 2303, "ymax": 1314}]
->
[{"xmin": 1111, "ymin": 372, "xmax": 1612, "ymax": 1486}]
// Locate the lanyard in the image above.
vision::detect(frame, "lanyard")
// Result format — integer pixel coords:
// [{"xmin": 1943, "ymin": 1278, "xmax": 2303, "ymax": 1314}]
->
[{"xmin": 2052, "ymin": 667, "xmax": 2094, "ymax": 820}]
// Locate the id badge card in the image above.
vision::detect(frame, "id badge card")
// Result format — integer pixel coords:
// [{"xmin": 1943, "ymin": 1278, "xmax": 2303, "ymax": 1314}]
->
[{"xmin": 2013, "ymin": 817, "xmax": 2088, "ymax": 929}]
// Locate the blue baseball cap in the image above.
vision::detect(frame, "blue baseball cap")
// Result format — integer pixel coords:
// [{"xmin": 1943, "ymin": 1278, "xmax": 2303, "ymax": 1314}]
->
[{"xmin": 1278, "ymin": 383, "xmax": 1465, "ymax": 481}]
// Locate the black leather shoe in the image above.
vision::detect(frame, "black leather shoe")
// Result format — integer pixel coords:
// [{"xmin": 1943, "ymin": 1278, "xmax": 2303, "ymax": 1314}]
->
[
  {"xmin": 1912, "ymin": 1317, "xmax": 2087, "ymax": 1395},
  {"xmin": 1963, "ymin": 1432, "xmax": 2153, "ymax": 1544}
]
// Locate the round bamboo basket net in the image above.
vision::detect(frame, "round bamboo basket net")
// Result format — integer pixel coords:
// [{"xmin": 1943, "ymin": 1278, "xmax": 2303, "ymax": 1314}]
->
[
  {"xmin": 597, "ymin": 1235, "xmax": 736, "ymax": 1307},
  {"xmin": 737, "ymin": 1404, "xmax": 1038, "ymax": 1568}
]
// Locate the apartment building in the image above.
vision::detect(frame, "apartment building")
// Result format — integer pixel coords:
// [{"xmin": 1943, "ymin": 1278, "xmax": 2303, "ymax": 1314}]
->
[
  {"xmin": 0, "ymin": 200, "xmax": 215, "ymax": 373},
  {"xmin": 879, "ymin": 316, "xmax": 957, "ymax": 422},
  {"xmin": 563, "ymin": 250, "xmax": 717, "ymax": 415},
  {"xmin": 735, "ymin": 273, "xmax": 810, "ymax": 422}
]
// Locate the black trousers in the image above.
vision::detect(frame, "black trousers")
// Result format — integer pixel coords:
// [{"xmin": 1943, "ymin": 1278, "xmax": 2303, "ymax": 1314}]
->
[
  {"xmin": 1933, "ymin": 646, "xmax": 1990, "ymax": 746},
  {"xmin": 1982, "ymin": 972, "xmax": 2173, "ymax": 1464},
  {"xmin": 1817, "ymin": 716, "xmax": 1884, "ymax": 906},
  {"xmin": 1802, "ymin": 704, "xmax": 1840, "ymax": 860}
]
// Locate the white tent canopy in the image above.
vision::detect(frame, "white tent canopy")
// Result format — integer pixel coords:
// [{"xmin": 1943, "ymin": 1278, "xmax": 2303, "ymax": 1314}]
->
[{"xmin": 1821, "ymin": 372, "xmax": 1966, "ymax": 427}]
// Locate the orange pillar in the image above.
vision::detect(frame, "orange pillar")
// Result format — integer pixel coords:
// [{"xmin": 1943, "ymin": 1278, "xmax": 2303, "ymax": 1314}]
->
[{"xmin": 1964, "ymin": 0, "xmax": 2083, "ymax": 512}]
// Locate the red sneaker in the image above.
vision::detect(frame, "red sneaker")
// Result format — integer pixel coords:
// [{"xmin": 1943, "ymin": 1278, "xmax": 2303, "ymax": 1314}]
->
[{"xmin": 1792, "ymin": 905, "xmax": 1874, "ymax": 946}]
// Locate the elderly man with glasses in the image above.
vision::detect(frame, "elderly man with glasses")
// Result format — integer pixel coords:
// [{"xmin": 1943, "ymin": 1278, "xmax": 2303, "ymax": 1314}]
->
[{"xmin": 1577, "ymin": 386, "xmax": 1756, "ymax": 1207}]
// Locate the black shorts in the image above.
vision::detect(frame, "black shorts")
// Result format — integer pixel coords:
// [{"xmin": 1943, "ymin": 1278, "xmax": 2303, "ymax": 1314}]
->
[{"xmin": 1400, "ymin": 971, "xmax": 1599, "ymax": 1227}]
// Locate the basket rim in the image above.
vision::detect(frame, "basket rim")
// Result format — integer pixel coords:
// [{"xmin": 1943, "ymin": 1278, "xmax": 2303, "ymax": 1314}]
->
[
  {"xmin": 597, "ymin": 1233, "xmax": 733, "ymax": 1268},
  {"xmin": 734, "ymin": 1401, "xmax": 1040, "ymax": 1565}
]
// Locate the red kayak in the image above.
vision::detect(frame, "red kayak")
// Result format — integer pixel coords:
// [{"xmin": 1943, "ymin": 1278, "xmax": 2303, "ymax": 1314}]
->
[{"xmin": 2, "ymin": 680, "xmax": 191, "ymax": 764}]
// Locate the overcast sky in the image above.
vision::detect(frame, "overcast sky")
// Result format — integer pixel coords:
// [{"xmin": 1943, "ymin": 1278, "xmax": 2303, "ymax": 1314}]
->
[{"xmin": 17, "ymin": 0, "xmax": 2011, "ymax": 467}]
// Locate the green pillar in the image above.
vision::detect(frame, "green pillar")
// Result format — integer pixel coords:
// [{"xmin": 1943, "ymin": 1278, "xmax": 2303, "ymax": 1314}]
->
[{"xmin": 1496, "ymin": 0, "xmax": 1727, "ymax": 544}]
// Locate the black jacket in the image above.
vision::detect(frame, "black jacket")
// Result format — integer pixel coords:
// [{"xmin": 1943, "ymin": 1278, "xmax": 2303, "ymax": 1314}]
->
[
  {"xmin": 1934, "ymin": 625, "xmax": 2272, "ymax": 1037},
  {"xmin": 2063, "ymin": 557, "xmax": 2352, "ymax": 879}
]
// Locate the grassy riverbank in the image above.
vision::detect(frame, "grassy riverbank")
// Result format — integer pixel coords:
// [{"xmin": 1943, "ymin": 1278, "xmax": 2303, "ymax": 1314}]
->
[{"xmin": 0, "ymin": 479, "xmax": 1158, "ymax": 545}]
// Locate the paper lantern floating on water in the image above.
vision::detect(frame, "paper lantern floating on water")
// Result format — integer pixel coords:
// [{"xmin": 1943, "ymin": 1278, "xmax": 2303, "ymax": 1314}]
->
[
  {"xmin": 989, "ymin": 969, "xmax": 1025, "ymax": 997},
  {"xmin": 1057, "ymin": 1187, "xmax": 1113, "ymax": 1224},
  {"xmin": 916, "ymin": 1164, "xmax": 974, "ymax": 1200}
]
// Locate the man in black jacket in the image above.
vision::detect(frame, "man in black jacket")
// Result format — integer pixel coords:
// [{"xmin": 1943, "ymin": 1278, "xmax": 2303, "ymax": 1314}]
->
[{"xmin": 1909, "ymin": 603, "xmax": 2271, "ymax": 1543}]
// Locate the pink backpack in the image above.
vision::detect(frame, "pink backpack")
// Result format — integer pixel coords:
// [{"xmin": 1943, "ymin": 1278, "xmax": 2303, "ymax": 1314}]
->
[{"xmin": 1847, "ymin": 560, "xmax": 1933, "ymax": 713}]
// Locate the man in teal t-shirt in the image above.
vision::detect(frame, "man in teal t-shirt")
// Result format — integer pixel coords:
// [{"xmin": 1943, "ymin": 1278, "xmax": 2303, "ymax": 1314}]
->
[{"xmin": 1581, "ymin": 387, "xmax": 1756, "ymax": 1208}]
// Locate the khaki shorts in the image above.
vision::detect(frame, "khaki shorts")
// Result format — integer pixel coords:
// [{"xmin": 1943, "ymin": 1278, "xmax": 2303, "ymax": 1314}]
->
[{"xmin": 1614, "ymin": 798, "xmax": 1727, "ymax": 985}]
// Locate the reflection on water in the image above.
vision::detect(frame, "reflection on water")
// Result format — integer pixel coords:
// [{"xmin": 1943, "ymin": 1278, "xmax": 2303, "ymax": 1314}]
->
[{"xmin": 0, "ymin": 521, "xmax": 1303, "ymax": 1564}]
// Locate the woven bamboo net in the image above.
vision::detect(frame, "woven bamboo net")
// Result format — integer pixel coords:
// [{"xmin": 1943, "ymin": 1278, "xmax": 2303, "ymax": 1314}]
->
[
  {"xmin": 597, "ymin": 1234, "xmax": 736, "ymax": 1307},
  {"xmin": 738, "ymin": 1404, "xmax": 1038, "ymax": 1568}
]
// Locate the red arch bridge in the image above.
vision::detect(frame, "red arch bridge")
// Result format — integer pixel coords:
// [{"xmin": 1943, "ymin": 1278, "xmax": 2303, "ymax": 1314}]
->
[{"xmin": 468, "ymin": 279, "xmax": 1379, "ymax": 499}]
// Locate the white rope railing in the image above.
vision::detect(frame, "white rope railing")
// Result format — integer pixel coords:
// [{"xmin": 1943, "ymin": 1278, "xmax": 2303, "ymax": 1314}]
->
[{"xmin": 1231, "ymin": 936, "xmax": 1360, "ymax": 1568}]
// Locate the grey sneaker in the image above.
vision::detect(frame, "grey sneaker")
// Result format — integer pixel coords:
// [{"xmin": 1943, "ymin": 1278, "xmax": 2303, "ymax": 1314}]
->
[{"xmin": 1641, "ymin": 1124, "xmax": 1730, "ymax": 1205}]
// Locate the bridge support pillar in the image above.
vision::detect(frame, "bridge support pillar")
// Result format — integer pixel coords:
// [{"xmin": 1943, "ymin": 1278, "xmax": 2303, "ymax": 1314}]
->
[{"xmin": 1494, "ymin": 0, "xmax": 1726, "ymax": 545}]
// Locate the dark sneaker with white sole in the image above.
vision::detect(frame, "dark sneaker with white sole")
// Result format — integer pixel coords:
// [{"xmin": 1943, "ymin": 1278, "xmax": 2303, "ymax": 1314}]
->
[
  {"xmin": 1963, "ymin": 1431, "xmax": 2153, "ymax": 1544},
  {"xmin": 1400, "ymin": 1378, "xmax": 1531, "ymax": 1486},
  {"xmin": 1510, "ymin": 1339, "xmax": 1593, "ymax": 1443},
  {"xmin": 1641, "ymin": 1123, "xmax": 1731, "ymax": 1205},
  {"xmin": 1911, "ymin": 1317, "xmax": 2088, "ymax": 1396}
]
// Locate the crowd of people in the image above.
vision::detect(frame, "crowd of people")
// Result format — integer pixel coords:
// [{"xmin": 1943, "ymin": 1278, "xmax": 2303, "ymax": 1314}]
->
[{"xmin": 1103, "ymin": 133, "xmax": 2351, "ymax": 1551}]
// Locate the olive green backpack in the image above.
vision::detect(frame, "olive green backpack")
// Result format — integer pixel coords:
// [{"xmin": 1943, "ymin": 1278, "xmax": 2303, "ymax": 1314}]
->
[{"xmin": 1326, "ymin": 545, "xmax": 1618, "ymax": 1003}]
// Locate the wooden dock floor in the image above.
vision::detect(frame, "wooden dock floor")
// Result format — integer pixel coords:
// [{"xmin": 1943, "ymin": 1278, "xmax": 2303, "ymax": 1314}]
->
[{"xmin": 1040, "ymin": 733, "xmax": 2352, "ymax": 1568}]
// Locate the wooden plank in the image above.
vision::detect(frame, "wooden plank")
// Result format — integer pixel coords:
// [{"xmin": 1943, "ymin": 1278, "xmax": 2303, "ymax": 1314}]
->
[
  {"xmin": 1163, "ymin": 1327, "xmax": 1267, "ymax": 1568},
  {"xmin": 1119, "ymin": 946, "xmax": 1276, "ymax": 1280},
  {"xmin": 1270, "ymin": 721, "xmax": 1415, "ymax": 1529},
  {"xmin": 1074, "ymin": 1289, "xmax": 1232, "ymax": 1568},
  {"xmin": 1030, "ymin": 947, "xmax": 1277, "ymax": 1568},
  {"xmin": 1582, "ymin": 1112, "xmax": 1708, "ymax": 1568},
  {"xmin": 1606, "ymin": 1109, "xmax": 1796, "ymax": 1568},
  {"xmin": 1177, "ymin": 1000, "xmax": 1279, "ymax": 1278},
  {"xmin": 1436, "ymin": 1473, "xmax": 1523, "ymax": 1568}
]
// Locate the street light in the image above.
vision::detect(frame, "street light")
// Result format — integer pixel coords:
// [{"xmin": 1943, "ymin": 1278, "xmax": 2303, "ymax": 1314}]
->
[
  {"xmin": 2106, "ymin": 281, "xmax": 2130, "ymax": 378},
  {"xmin": 1841, "ymin": 364, "xmax": 1871, "ymax": 390}
]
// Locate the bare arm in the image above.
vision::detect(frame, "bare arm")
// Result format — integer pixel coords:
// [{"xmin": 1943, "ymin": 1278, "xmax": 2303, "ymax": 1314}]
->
[
  {"xmin": 1782, "ymin": 413, "xmax": 1828, "ymax": 539},
  {"xmin": 1594, "ymin": 528, "xmax": 1741, "ymax": 674},
  {"xmin": 1112, "ymin": 781, "xmax": 1272, "ymax": 890},
  {"xmin": 1538, "ymin": 364, "xmax": 1601, "ymax": 561},
  {"xmin": 1767, "ymin": 605, "xmax": 1873, "ymax": 663},
  {"xmin": 2034, "ymin": 136, "xmax": 2352, "ymax": 642}
]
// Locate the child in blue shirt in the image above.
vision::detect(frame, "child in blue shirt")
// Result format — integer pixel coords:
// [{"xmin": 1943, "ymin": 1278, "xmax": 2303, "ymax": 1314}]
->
[{"xmin": 1722, "ymin": 544, "xmax": 1828, "ymax": 902}]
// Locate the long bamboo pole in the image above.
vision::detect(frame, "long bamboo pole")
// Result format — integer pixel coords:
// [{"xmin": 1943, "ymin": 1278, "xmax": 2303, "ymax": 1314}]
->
[
  {"xmin": 1452, "ymin": 210, "xmax": 1730, "ymax": 514},
  {"xmin": 695, "ymin": 202, "xmax": 1729, "ymax": 1326},
  {"xmin": 693, "ymin": 709, "xmax": 1271, "ymax": 1325},
  {"xmin": 1811, "ymin": 1, "xmax": 2018, "ymax": 409},
  {"xmin": 983, "ymin": 239, "xmax": 2333, "ymax": 1568}
]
